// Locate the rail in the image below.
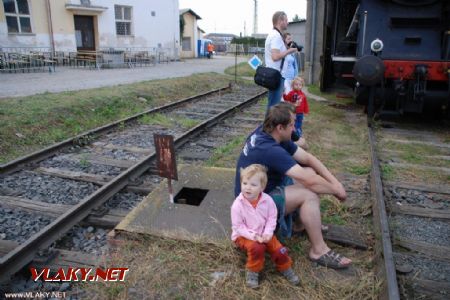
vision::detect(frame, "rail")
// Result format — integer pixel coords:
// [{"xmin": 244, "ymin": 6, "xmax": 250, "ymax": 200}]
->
[{"xmin": 368, "ymin": 126, "xmax": 400, "ymax": 300}]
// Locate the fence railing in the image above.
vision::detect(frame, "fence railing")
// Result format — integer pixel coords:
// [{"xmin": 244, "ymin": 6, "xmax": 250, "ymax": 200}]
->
[{"xmin": 0, "ymin": 47, "xmax": 172, "ymax": 73}]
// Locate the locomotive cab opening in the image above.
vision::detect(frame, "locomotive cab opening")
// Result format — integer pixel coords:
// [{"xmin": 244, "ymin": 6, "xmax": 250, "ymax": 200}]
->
[
  {"xmin": 321, "ymin": 0, "xmax": 360, "ymax": 92},
  {"xmin": 321, "ymin": 0, "xmax": 450, "ymax": 118},
  {"xmin": 444, "ymin": 31, "xmax": 450, "ymax": 61}
]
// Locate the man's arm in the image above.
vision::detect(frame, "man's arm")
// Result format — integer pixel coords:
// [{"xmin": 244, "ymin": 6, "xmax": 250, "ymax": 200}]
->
[
  {"xmin": 286, "ymin": 147, "xmax": 347, "ymax": 201},
  {"xmin": 271, "ymin": 48, "xmax": 297, "ymax": 61}
]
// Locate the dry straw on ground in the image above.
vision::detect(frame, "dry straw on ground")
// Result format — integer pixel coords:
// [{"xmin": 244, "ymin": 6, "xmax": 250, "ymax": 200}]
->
[{"xmin": 83, "ymin": 233, "xmax": 380, "ymax": 299}]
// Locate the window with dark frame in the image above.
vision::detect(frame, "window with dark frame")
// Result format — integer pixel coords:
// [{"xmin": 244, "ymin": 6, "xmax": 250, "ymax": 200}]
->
[
  {"xmin": 114, "ymin": 5, "xmax": 132, "ymax": 36},
  {"xmin": 2, "ymin": 0, "xmax": 32, "ymax": 33}
]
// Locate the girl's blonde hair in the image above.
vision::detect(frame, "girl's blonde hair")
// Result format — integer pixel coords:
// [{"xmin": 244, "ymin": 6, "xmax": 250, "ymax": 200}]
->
[
  {"xmin": 240, "ymin": 164, "xmax": 268, "ymax": 188},
  {"xmin": 291, "ymin": 76, "xmax": 305, "ymax": 88}
]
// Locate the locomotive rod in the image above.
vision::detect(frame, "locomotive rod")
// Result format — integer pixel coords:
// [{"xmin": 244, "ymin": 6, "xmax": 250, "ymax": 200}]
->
[{"xmin": 361, "ymin": 11, "xmax": 368, "ymax": 56}]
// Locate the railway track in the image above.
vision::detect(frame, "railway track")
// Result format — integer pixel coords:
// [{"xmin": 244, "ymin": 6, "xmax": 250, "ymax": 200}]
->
[
  {"xmin": 368, "ymin": 120, "xmax": 449, "ymax": 299},
  {"xmin": 0, "ymin": 84, "xmax": 266, "ymax": 283},
  {"xmin": 3, "ymin": 84, "xmax": 447, "ymax": 298}
]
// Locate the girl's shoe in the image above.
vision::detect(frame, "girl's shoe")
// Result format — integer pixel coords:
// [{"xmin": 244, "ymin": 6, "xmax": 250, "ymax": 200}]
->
[
  {"xmin": 280, "ymin": 268, "xmax": 300, "ymax": 285},
  {"xmin": 246, "ymin": 270, "xmax": 259, "ymax": 288}
]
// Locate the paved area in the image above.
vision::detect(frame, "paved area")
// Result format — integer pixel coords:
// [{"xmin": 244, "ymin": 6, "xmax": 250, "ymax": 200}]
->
[
  {"xmin": 114, "ymin": 165, "xmax": 235, "ymax": 244},
  {"xmin": 0, "ymin": 56, "xmax": 247, "ymax": 99}
]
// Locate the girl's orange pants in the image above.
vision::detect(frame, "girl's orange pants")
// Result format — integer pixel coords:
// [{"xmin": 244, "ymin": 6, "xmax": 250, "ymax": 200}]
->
[{"xmin": 234, "ymin": 235, "xmax": 292, "ymax": 272}]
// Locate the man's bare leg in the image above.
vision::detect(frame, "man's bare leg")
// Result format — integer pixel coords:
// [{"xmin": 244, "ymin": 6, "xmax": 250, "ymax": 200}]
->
[{"xmin": 284, "ymin": 185, "xmax": 351, "ymax": 265}]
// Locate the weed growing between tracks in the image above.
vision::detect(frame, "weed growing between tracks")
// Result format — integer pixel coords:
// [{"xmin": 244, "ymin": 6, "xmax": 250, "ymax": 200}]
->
[
  {"xmin": 0, "ymin": 73, "xmax": 235, "ymax": 164},
  {"xmin": 372, "ymin": 120, "xmax": 450, "ymax": 185},
  {"xmin": 206, "ymin": 100, "xmax": 266, "ymax": 168},
  {"xmin": 138, "ymin": 113, "xmax": 200, "ymax": 130}
]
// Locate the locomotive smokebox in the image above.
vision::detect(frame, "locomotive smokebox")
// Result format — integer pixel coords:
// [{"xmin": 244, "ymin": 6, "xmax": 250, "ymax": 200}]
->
[{"xmin": 353, "ymin": 55, "xmax": 385, "ymax": 86}]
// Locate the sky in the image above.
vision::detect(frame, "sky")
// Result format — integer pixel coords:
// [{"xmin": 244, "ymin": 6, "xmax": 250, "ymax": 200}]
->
[{"xmin": 179, "ymin": 0, "xmax": 307, "ymax": 36}]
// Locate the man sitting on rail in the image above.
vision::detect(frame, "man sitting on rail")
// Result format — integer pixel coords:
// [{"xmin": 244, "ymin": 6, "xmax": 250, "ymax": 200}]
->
[{"xmin": 234, "ymin": 102, "xmax": 351, "ymax": 269}]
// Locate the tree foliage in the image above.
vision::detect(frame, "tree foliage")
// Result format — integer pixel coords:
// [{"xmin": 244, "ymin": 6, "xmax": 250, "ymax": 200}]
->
[
  {"xmin": 292, "ymin": 14, "xmax": 306, "ymax": 22},
  {"xmin": 230, "ymin": 37, "xmax": 265, "ymax": 47}
]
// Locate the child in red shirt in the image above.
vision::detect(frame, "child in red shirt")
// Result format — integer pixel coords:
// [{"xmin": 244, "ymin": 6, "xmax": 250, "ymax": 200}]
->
[{"xmin": 283, "ymin": 77, "xmax": 309, "ymax": 148}]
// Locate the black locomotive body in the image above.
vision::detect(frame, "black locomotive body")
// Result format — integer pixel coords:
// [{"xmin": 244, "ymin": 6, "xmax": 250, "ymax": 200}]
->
[{"xmin": 322, "ymin": 0, "xmax": 450, "ymax": 116}]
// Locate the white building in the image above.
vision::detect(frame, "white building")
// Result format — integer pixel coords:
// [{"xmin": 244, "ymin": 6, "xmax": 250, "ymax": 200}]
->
[{"xmin": 0, "ymin": 0, "xmax": 180, "ymax": 59}]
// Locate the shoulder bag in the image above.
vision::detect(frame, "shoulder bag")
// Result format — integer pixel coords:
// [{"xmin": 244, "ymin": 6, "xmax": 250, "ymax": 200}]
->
[{"xmin": 254, "ymin": 30, "xmax": 285, "ymax": 90}]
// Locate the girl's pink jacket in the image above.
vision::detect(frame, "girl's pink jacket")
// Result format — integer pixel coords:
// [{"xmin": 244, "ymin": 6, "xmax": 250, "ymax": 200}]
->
[{"xmin": 230, "ymin": 192, "xmax": 278, "ymax": 241}]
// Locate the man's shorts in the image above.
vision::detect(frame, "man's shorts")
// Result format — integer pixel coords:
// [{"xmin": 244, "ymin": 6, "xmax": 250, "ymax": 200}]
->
[{"xmin": 269, "ymin": 186, "xmax": 293, "ymax": 239}]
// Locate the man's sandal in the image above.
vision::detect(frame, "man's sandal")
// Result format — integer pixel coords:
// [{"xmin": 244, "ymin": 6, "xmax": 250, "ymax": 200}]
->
[{"xmin": 309, "ymin": 250, "xmax": 351, "ymax": 269}]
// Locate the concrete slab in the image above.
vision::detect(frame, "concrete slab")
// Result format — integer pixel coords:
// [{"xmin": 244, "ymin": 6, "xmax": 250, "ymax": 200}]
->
[{"xmin": 114, "ymin": 165, "xmax": 235, "ymax": 244}]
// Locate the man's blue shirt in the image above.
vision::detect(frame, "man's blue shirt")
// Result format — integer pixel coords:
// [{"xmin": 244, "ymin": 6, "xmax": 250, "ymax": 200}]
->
[{"xmin": 234, "ymin": 126, "xmax": 298, "ymax": 196}]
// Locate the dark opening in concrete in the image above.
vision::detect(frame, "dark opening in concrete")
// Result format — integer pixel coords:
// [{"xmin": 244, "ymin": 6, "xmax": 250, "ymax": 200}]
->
[{"xmin": 174, "ymin": 187, "xmax": 209, "ymax": 206}]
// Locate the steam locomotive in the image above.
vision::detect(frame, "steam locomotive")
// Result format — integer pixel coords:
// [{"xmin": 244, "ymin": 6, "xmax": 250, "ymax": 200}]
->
[{"xmin": 322, "ymin": 0, "xmax": 450, "ymax": 117}]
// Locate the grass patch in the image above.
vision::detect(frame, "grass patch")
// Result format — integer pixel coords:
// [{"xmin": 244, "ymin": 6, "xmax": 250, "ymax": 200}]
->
[
  {"xmin": 224, "ymin": 62, "xmax": 256, "ymax": 77},
  {"xmin": 399, "ymin": 151, "xmax": 450, "ymax": 168},
  {"xmin": 138, "ymin": 113, "xmax": 174, "ymax": 128},
  {"xmin": 385, "ymin": 164, "xmax": 448, "ymax": 184},
  {"xmin": 380, "ymin": 140, "xmax": 446, "ymax": 156},
  {"xmin": 380, "ymin": 164, "xmax": 395, "ymax": 180},
  {"xmin": 302, "ymin": 98, "xmax": 370, "ymax": 175},
  {"xmin": 400, "ymin": 151, "xmax": 422, "ymax": 164},
  {"xmin": 177, "ymin": 117, "xmax": 200, "ymax": 129},
  {"xmin": 378, "ymin": 138, "xmax": 450, "ymax": 184},
  {"xmin": 78, "ymin": 155, "xmax": 90, "ymax": 168},
  {"xmin": 206, "ymin": 135, "xmax": 247, "ymax": 167},
  {"xmin": 138, "ymin": 114, "xmax": 199, "ymax": 130},
  {"xmin": 346, "ymin": 165, "xmax": 371, "ymax": 176},
  {"xmin": 320, "ymin": 196, "xmax": 349, "ymax": 225},
  {"xmin": 307, "ymin": 84, "xmax": 354, "ymax": 105},
  {"xmin": 0, "ymin": 73, "xmax": 234, "ymax": 164}
]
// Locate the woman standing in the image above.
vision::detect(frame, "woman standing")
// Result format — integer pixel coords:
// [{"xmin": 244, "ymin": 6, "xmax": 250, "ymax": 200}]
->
[{"xmin": 281, "ymin": 33, "xmax": 299, "ymax": 94}]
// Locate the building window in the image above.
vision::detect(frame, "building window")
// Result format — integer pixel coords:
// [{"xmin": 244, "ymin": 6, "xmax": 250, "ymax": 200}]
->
[
  {"xmin": 2, "ymin": 0, "xmax": 32, "ymax": 33},
  {"xmin": 182, "ymin": 37, "xmax": 191, "ymax": 51},
  {"xmin": 115, "ymin": 5, "xmax": 132, "ymax": 36}
]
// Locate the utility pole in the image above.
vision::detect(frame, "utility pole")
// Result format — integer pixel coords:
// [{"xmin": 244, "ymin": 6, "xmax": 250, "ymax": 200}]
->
[{"xmin": 253, "ymin": 0, "xmax": 258, "ymax": 35}]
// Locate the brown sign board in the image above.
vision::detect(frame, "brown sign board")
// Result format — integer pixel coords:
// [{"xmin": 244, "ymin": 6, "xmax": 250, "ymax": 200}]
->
[{"xmin": 154, "ymin": 134, "xmax": 178, "ymax": 180}]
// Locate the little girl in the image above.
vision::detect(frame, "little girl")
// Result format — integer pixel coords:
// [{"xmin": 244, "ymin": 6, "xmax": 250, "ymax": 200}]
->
[
  {"xmin": 283, "ymin": 77, "xmax": 309, "ymax": 148},
  {"xmin": 231, "ymin": 164, "xmax": 300, "ymax": 288}
]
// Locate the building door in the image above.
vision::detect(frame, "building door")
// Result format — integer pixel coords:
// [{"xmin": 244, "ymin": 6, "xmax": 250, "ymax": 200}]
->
[{"xmin": 74, "ymin": 15, "xmax": 95, "ymax": 50}]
